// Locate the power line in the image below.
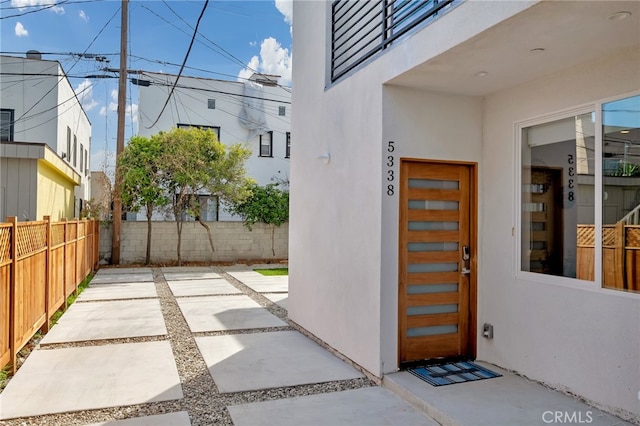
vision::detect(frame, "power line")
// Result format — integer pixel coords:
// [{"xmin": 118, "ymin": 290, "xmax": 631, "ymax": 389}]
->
[
  {"xmin": 138, "ymin": 2, "xmax": 291, "ymax": 93},
  {"xmin": 0, "ymin": 0, "xmax": 69, "ymax": 19},
  {"xmin": 146, "ymin": 0, "xmax": 209, "ymax": 129}
]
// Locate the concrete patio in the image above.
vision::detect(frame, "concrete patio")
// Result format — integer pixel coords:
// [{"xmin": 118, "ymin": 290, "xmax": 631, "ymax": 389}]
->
[{"xmin": 0, "ymin": 266, "xmax": 633, "ymax": 425}]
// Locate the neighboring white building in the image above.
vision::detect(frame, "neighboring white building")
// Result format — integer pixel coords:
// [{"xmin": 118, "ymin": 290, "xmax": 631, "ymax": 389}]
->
[
  {"xmin": 137, "ymin": 71, "xmax": 291, "ymax": 221},
  {"xmin": 291, "ymin": 0, "xmax": 639, "ymax": 422},
  {"xmin": 0, "ymin": 53, "xmax": 92, "ymax": 220}
]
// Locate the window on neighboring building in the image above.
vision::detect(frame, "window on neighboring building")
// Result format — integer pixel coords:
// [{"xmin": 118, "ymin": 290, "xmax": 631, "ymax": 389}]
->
[
  {"xmin": 208, "ymin": 99, "xmax": 216, "ymax": 109},
  {"xmin": 1, "ymin": 109, "xmax": 14, "ymax": 141},
  {"xmin": 80, "ymin": 144, "xmax": 84, "ymax": 171},
  {"xmin": 73, "ymin": 135, "xmax": 77, "ymax": 167},
  {"xmin": 177, "ymin": 123, "xmax": 220, "ymax": 140},
  {"xmin": 66, "ymin": 127, "xmax": 71, "ymax": 161},
  {"xmin": 279, "ymin": 106, "xmax": 286, "ymax": 116},
  {"xmin": 85, "ymin": 149, "xmax": 88, "ymax": 175},
  {"xmin": 519, "ymin": 93, "xmax": 640, "ymax": 294},
  {"xmin": 260, "ymin": 131, "xmax": 273, "ymax": 157},
  {"xmin": 286, "ymin": 132, "xmax": 291, "ymax": 158}
]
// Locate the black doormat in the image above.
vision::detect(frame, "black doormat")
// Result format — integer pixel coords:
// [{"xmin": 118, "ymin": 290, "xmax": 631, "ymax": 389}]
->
[{"xmin": 407, "ymin": 361, "xmax": 501, "ymax": 386}]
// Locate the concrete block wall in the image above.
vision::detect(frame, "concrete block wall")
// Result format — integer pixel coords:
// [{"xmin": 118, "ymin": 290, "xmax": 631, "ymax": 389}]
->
[{"xmin": 99, "ymin": 221, "xmax": 288, "ymax": 264}]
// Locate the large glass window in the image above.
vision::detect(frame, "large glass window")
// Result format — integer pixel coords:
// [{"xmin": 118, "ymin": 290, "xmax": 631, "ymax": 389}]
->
[
  {"xmin": 521, "ymin": 112, "xmax": 595, "ymax": 279},
  {"xmin": 602, "ymin": 95, "xmax": 640, "ymax": 293}
]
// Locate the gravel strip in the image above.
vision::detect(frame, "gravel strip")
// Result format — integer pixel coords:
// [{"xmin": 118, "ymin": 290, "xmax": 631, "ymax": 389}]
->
[{"xmin": 0, "ymin": 267, "xmax": 376, "ymax": 426}]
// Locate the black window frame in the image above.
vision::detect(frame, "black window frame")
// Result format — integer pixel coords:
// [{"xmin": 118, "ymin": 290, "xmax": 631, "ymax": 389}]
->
[
  {"xmin": 1, "ymin": 109, "xmax": 15, "ymax": 142},
  {"xmin": 259, "ymin": 131, "xmax": 273, "ymax": 158},
  {"xmin": 177, "ymin": 123, "xmax": 221, "ymax": 140},
  {"xmin": 286, "ymin": 132, "xmax": 291, "ymax": 158}
]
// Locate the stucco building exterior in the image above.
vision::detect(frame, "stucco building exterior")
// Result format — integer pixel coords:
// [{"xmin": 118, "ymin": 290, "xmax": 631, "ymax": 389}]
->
[
  {"xmin": 136, "ymin": 72, "xmax": 291, "ymax": 221},
  {"xmin": 290, "ymin": 1, "xmax": 640, "ymax": 421},
  {"xmin": 0, "ymin": 54, "xmax": 91, "ymax": 221}
]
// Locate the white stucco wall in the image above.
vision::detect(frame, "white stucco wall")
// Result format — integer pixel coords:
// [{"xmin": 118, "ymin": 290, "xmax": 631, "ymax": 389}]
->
[
  {"xmin": 137, "ymin": 73, "xmax": 291, "ymax": 221},
  {"xmin": 481, "ymin": 47, "xmax": 640, "ymax": 419},
  {"xmin": 290, "ymin": 0, "xmax": 527, "ymax": 378},
  {"xmin": 291, "ymin": 0, "xmax": 639, "ymax": 419},
  {"xmin": 380, "ymin": 86, "xmax": 483, "ymax": 373},
  {"xmin": 0, "ymin": 56, "xmax": 91, "ymax": 209}
]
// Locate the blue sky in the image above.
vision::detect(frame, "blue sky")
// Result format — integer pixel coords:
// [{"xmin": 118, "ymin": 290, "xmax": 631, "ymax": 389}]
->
[{"xmin": 1, "ymin": 0, "xmax": 292, "ymax": 173}]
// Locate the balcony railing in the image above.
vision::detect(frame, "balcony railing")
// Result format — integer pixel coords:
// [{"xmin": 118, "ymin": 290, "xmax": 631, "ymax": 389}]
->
[{"xmin": 331, "ymin": 0, "xmax": 457, "ymax": 82}]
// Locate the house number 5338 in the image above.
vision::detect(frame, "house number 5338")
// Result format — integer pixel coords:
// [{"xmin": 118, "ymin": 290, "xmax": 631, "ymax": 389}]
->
[{"xmin": 386, "ymin": 141, "xmax": 395, "ymax": 196}]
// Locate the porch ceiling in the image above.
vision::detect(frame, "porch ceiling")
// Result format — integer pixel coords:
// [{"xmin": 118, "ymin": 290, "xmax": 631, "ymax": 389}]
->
[{"xmin": 387, "ymin": 1, "xmax": 640, "ymax": 96}]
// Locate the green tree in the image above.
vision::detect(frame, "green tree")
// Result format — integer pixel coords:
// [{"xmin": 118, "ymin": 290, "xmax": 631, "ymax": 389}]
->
[
  {"xmin": 228, "ymin": 183, "xmax": 289, "ymax": 257},
  {"xmin": 158, "ymin": 127, "xmax": 252, "ymax": 265},
  {"xmin": 117, "ymin": 135, "xmax": 170, "ymax": 264}
]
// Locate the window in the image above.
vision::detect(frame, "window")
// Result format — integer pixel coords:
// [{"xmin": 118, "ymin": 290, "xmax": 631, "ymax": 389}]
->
[
  {"xmin": 519, "ymin": 94, "xmax": 640, "ymax": 294},
  {"xmin": 66, "ymin": 127, "xmax": 71, "ymax": 161},
  {"xmin": 80, "ymin": 144, "xmax": 84, "ymax": 171},
  {"xmin": 286, "ymin": 132, "xmax": 291, "ymax": 158},
  {"xmin": 521, "ymin": 112, "xmax": 595, "ymax": 279},
  {"xmin": 279, "ymin": 106, "xmax": 286, "ymax": 116},
  {"xmin": 1, "ymin": 109, "xmax": 14, "ymax": 141},
  {"xmin": 85, "ymin": 150, "xmax": 88, "ymax": 175},
  {"xmin": 177, "ymin": 123, "xmax": 220, "ymax": 140},
  {"xmin": 208, "ymin": 99, "xmax": 216, "ymax": 109},
  {"xmin": 73, "ymin": 135, "xmax": 77, "ymax": 167},
  {"xmin": 602, "ymin": 95, "xmax": 640, "ymax": 293},
  {"xmin": 198, "ymin": 195, "xmax": 219, "ymax": 221},
  {"xmin": 260, "ymin": 131, "xmax": 273, "ymax": 157}
]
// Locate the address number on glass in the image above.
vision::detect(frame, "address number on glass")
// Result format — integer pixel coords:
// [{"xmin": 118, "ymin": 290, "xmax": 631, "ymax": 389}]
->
[{"xmin": 567, "ymin": 154, "xmax": 575, "ymax": 203}]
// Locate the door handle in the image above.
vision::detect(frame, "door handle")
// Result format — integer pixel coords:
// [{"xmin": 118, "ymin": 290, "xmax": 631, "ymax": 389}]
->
[{"xmin": 462, "ymin": 245, "xmax": 471, "ymax": 275}]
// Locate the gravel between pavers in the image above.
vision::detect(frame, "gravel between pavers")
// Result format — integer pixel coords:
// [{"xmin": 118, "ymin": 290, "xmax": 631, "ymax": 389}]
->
[{"xmin": 0, "ymin": 267, "xmax": 376, "ymax": 426}]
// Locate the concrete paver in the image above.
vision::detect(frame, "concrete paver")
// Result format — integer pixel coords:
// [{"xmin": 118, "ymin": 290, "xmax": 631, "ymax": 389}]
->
[
  {"xmin": 40, "ymin": 299, "xmax": 166, "ymax": 344},
  {"xmin": 195, "ymin": 330, "xmax": 364, "ymax": 393},
  {"xmin": 95, "ymin": 268, "xmax": 153, "ymax": 275},
  {"xmin": 161, "ymin": 266, "xmax": 214, "ymax": 272},
  {"xmin": 228, "ymin": 387, "xmax": 438, "ymax": 426},
  {"xmin": 86, "ymin": 411, "xmax": 191, "ymax": 426},
  {"xmin": 262, "ymin": 293, "xmax": 288, "ymax": 309},
  {"xmin": 177, "ymin": 295, "xmax": 286, "ymax": 332},
  {"xmin": 77, "ymin": 282, "xmax": 157, "ymax": 301},
  {"xmin": 167, "ymin": 279, "xmax": 241, "ymax": 297},
  {"xmin": 0, "ymin": 342, "xmax": 182, "ymax": 420},
  {"xmin": 383, "ymin": 364, "xmax": 634, "ymax": 426},
  {"xmin": 91, "ymin": 273, "xmax": 154, "ymax": 284},
  {"xmin": 163, "ymin": 272, "xmax": 221, "ymax": 281},
  {"xmin": 226, "ymin": 271, "xmax": 288, "ymax": 292}
]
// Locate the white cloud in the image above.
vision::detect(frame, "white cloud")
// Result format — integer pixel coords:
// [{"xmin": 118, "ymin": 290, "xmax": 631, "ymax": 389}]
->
[
  {"xmin": 275, "ymin": 0, "xmax": 292, "ymax": 25},
  {"xmin": 14, "ymin": 22, "xmax": 28, "ymax": 37},
  {"xmin": 238, "ymin": 37, "xmax": 292, "ymax": 87},
  {"xmin": 75, "ymin": 79, "xmax": 98, "ymax": 111},
  {"xmin": 79, "ymin": 10, "xmax": 88, "ymax": 22},
  {"xmin": 103, "ymin": 89, "xmax": 138, "ymax": 123},
  {"xmin": 11, "ymin": 0, "xmax": 64, "ymax": 14},
  {"xmin": 249, "ymin": 41, "xmax": 257, "ymax": 47}
]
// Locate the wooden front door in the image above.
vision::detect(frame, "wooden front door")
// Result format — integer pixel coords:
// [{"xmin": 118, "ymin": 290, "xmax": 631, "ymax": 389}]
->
[{"xmin": 398, "ymin": 160, "xmax": 476, "ymax": 364}]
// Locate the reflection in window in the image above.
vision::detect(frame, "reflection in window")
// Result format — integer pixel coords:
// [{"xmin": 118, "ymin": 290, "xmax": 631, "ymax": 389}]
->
[
  {"xmin": 521, "ymin": 113, "xmax": 595, "ymax": 279},
  {"xmin": 602, "ymin": 95, "xmax": 640, "ymax": 293}
]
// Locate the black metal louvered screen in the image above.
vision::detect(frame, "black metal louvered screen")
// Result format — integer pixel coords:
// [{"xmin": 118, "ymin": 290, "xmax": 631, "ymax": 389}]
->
[{"xmin": 331, "ymin": 0, "xmax": 457, "ymax": 82}]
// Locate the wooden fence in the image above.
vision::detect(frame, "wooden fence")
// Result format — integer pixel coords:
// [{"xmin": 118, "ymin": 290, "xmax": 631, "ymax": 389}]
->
[
  {"xmin": 0, "ymin": 216, "xmax": 99, "ymax": 373},
  {"xmin": 577, "ymin": 223, "xmax": 640, "ymax": 292}
]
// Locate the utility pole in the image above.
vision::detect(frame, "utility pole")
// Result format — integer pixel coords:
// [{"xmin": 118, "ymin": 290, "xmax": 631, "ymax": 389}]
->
[{"xmin": 111, "ymin": 0, "xmax": 128, "ymax": 264}]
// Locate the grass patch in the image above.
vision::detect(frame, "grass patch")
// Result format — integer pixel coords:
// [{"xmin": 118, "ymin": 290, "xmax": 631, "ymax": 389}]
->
[
  {"xmin": 50, "ymin": 273, "xmax": 93, "ymax": 326},
  {"xmin": 254, "ymin": 268, "xmax": 288, "ymax": 276}
]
